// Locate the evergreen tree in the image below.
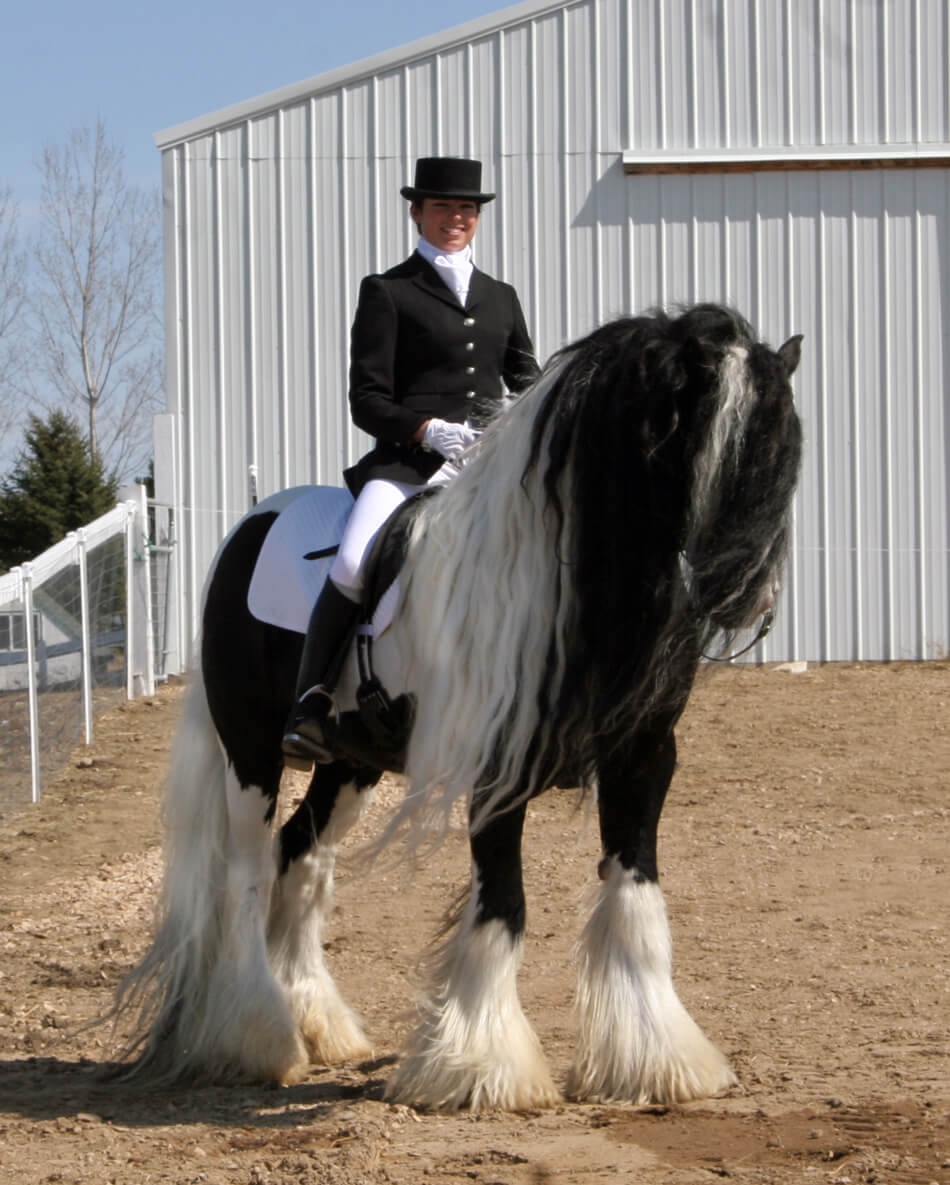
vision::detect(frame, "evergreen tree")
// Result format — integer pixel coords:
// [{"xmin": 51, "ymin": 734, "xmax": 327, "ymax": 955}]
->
[{"xmin": 0, "ymin": 409, "xmax": 117, "ymax": 571}]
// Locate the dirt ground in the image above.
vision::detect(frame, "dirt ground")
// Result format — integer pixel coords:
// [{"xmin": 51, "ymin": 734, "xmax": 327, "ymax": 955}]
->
[{"xmin": 0, "ymin": 661, "xmax": 947, "ymax": 1185}]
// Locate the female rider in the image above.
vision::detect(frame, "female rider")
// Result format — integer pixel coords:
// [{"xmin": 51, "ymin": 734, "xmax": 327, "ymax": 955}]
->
[{"xmin": 283, "ymin": 156, "xmax": 540, "ymax": 766}]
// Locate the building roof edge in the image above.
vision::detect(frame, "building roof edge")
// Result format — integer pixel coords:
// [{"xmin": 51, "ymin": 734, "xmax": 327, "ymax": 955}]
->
[{"xmin": 154, "ymin": 0, "xmax": 571, "ymax": 149}]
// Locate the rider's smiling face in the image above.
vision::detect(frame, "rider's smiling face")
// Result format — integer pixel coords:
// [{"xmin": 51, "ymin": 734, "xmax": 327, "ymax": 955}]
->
[{"xmin": 412, "ymin": 198, "xmax": 480, "ymax": 253}]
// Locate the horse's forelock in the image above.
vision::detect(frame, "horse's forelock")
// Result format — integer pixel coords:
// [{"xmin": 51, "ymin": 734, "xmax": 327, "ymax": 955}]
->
[
  {"xmin": 687, "ymin": 332, "xmax": 803, "ymax": 634},
  {"xmin": 535, "ymin": 305, "xmax": 754, "ymax": 550}
]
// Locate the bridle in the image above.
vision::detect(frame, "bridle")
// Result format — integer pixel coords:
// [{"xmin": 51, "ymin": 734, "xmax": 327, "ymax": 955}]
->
[
  {"xmin": 681, "ymin": 549, "xmax": 777, "ymax": 663},
  {"xmin": 702, "ymin": 608, "xmax": 774, "ymax": 663}
]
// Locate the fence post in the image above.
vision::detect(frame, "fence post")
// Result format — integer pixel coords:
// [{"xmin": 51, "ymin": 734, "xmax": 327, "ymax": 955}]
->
[
  {"xmin": 140, "ymin": 491, "xmax": 156, "ymax": 697},
  {"xmin": 153, "ymin": 413, "xmax": 182, "ymax": 676},
  {"xmin": 122, "ymin": 487, "xmax": 155, "ymax": 699},
  {"xmin": 20, "ymin": 564, "xmax": 41, "ymax": 804},
  {"xmin": 72, "ymin": 528, "xmax": 94, "ymax": 745},
  {"xmin": 124, "ymin": 503, "xmax": 135, "ymax": 700}
]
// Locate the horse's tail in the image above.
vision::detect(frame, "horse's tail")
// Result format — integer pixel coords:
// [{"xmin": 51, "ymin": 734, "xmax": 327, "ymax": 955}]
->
[{"xmin": 109, "ymin": 662, "xmax": 230, "ymax": 1083}]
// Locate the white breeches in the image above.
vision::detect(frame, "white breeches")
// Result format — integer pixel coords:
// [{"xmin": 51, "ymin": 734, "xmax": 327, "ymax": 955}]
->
[{"xmin": 330, "ymin": 465, "xmax": 454, "ymax": 598}]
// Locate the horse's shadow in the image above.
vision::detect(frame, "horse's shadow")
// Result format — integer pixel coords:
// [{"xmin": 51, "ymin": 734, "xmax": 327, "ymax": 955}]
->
[{"xmin": 0, "ymin": 1055, "xmax": 396, "ymax": 1129}]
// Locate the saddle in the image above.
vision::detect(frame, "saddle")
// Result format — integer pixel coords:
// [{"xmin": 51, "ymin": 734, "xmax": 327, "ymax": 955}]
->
[{"xmin": 246, "ymin": 484, "xmax": 433, "ymax": 772}]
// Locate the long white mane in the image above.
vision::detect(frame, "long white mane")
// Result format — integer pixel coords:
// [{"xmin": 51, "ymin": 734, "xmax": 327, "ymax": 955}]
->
[
  {"xmin": 384, "ymin": 304, "xmax": 802, "ymax": 838},
  {"xmin": 399, "ymin": 361, "xmax": 575, "ymax": 830}
]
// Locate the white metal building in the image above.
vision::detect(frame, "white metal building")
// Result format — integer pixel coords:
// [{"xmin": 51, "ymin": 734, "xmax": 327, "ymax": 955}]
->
[{"xmin": 154, "ymin": 0, "xmax": 950, "ymax": 666}]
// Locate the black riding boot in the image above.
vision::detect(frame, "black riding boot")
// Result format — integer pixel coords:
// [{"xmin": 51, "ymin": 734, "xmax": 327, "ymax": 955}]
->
[{"xmin": 282, "ymin": 579, "xmax": 362, "ymax": 768}]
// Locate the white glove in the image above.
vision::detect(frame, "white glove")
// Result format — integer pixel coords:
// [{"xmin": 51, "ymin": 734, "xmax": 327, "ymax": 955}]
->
[{"xmin": 422, "ymin": 418, "xmax": 477, "ymax": 460}]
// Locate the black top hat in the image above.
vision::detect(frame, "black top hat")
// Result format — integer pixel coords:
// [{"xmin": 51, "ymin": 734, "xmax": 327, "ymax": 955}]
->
[{"xmin": 400, "ymin": 157, "xmax": 496, "ymax": 204}]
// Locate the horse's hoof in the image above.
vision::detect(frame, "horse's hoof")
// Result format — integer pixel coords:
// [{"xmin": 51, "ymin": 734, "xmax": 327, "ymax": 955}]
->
[
  {"xmin": 278, "ymin": 1059, "xmax": 310, "ymax": 1086},
  {"xmin": 302, "ymin": 1024, "xmax": 372, "ymax": 1067},
  {"xmin": 384, "ymin": 1060, "xmax": 559, "ymax": 1113}
]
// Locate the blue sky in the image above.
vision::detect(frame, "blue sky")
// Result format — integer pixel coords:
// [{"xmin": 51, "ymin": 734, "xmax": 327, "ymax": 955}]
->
[
  {"xmin": 0, "ymin": 0, "xmax": 514, "ymax": 476},
  {"xmin": 3, "ymin": 0, "xmax": 512, "ymax": 217}
]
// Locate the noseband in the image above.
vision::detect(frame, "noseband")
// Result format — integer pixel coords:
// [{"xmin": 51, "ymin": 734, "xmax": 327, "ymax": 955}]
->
[{"xmin": 702, "ymin": 608, "xmax": 774, "ymax": 663}]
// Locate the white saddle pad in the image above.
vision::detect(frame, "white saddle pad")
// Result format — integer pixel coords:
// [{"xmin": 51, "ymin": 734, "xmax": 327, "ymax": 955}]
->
[{"xmin": 246, "ymin": 485, "xmax": 401, "ymax": 638}]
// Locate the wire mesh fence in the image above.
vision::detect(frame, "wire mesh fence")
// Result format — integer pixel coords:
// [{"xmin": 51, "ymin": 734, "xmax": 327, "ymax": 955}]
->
[{"xmin": 0, "ymin": 493, "xmax": 174, "ymax": 822}]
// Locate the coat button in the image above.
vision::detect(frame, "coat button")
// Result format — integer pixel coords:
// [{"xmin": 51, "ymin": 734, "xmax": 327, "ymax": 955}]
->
[
  {"xmin": 465, "ymin": 366, "xmax": 475, "ymax": 375},
  {"xmin": 463, "ymin": 317, "xmax": 475, "ymax": 326},
  {"xmin": 465, "ymin": 391, "xmax": 476, "ymax": 399},
  {"xmin": 464, "ymin": 341, "xmax": 475, "ymax": 351}
]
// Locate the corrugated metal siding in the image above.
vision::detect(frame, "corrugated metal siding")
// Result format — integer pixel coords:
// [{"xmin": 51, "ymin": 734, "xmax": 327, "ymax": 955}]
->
[{"xmin": 158, "ymin": 0, "xmax": 950, "ymax": 663}]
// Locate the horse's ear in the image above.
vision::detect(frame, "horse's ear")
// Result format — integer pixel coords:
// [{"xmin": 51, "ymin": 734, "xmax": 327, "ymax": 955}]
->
[{"xmin": 777, "ymin": 334, "xmax": 803, "ymax": 376}]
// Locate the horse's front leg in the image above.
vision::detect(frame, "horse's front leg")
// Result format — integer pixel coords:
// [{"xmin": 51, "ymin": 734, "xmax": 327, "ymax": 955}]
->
[
  {"xmin": 268, "ymin": 760, "xmax": 379, "ymax": 1066},
  {"xmin": 568, "ymin": 723, "xmax": 736, "ymax": 1104},
  {"xmin": 385, "ymin": 797, "xmax": 558, "ymax": 1111}
]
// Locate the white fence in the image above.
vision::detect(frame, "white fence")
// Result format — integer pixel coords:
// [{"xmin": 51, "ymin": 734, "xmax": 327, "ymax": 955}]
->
[{"xmin": 0, "ymin": 485, "xmax": 176, "ymax": 819}]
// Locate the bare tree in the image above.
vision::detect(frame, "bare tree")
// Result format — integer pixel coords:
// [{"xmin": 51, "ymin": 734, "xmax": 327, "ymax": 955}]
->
[
  {"xmin": 0, "ymin": 186, "xmax": 26, "ymax": 431},
  {"xmin": 31, "ymin": 120, "xmax": 162, "ymax": 478}
]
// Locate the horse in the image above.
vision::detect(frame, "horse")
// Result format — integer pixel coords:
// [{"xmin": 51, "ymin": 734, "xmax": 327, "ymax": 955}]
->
[{"xmin": 113, "ymin": 303, "xmax": 803, "ymax": 1111}]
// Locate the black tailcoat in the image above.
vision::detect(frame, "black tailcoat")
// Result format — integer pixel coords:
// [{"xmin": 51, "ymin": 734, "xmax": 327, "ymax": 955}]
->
[{"xmin": 344, "ymin": 252, "xmax": 539, "ymax": 492}]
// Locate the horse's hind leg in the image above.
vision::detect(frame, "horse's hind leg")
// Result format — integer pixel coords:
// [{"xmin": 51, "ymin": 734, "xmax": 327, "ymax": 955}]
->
[
  {"xmin": 201, "ymin": 760, "xmax": 310, "ymax": 1084},
  {"xmin": 199, "ymin": 650, "xmax": 309, "ymax": 1082},
  {"xmin": 268, "ymin": 760, "xmax": 379, "ymax": 1065},
  {"xmin": 385, "ymin": 798, "xmax": 558, "ymax": 1111},
  {"xmin": 115, "ymin": 667, "xmax": 305, "ymax": 1086},
  {"xmin": 568, "ymin": 722, "xmax": 736, "ymax": 1104}
]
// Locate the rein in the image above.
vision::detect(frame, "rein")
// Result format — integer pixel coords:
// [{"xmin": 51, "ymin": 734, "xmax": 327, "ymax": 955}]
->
[{"xmin": 702, "ymin": 609, "xmax": 774, "ymax": 663}]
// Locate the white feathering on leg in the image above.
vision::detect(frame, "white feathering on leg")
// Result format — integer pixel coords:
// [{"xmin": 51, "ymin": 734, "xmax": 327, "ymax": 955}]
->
[
  {"xmin": 268, "ymin": 783, "xmax": 374, "ymax": 1065},
  {"xmin": 568, "ymin": 859, "xmax": 736, "ymax": 1103},
  {"xmin": 189, "ymin": 767, "xmax": 308, "ymax": 1084},
  {"xmin": 385, "ymin": 891, "xmax": 558, "ymax": 1111}
]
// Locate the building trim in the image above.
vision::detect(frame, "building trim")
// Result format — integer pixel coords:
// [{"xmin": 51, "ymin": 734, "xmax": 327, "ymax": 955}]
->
[{"xmin": 622, "ymin": 144, "xmax": 950, "ymax": 175}]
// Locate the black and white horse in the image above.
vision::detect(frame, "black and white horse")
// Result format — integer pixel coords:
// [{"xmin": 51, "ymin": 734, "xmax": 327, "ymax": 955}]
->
[{"xmin": 115, "ymin": 304, "xmax": 802, "ymax": 1110}]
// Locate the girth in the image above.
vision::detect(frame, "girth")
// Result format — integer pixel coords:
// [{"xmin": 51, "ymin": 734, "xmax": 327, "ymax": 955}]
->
[{"xmin": 331, "ymin": 487, "xmax": 436, "ymax": 771}]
